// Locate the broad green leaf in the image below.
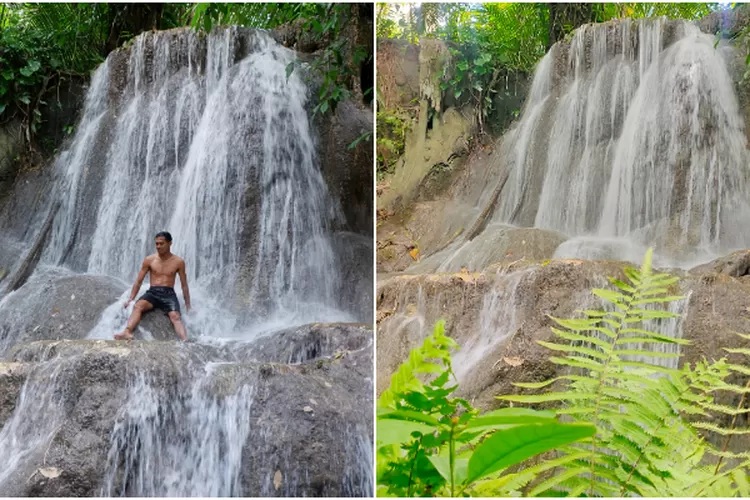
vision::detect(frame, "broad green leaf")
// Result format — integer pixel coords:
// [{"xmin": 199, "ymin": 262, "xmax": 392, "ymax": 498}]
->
[
  {"xmin": 465, "ymin": 422, "xmax": 595, "ymax": 484},
  {"xmin": 466, "ymin": 407, "xmax": 555, "ymax": 429},
  {"xmin": 498, "ymin": 392, "xmax": 600, "ymax": 403},
  {"xmin": 428, "ymin": 454, "xmax": 468, "ymax": 486},
  {"xmin": 376, "ymin": 418, "xmax": 431, "ymax": 448}
]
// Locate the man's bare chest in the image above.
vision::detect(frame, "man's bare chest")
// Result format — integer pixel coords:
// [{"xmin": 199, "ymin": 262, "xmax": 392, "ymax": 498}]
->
[{"xmin": 150, "ymin": 259, "xmax": 179, "ymax": 276}]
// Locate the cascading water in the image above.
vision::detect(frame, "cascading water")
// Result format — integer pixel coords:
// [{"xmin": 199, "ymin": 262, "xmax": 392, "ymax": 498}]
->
[
  {"xmin": 453, "ymin": 270, "xmax": 526, "ymax": 382},
  {"xmin": 101, "ymin": 371, "xmax": 257, "ymax": 496},
  {"xmin": 47, "ymin": 28, "xmax": 352, "ymax": 328},
  {"xmin": 0, "ymin": 26, "xmax": 371, "ymax": 497},
  {"xmin": 417, "ymin": 18, "xmax": 750, "ymax": 272}
]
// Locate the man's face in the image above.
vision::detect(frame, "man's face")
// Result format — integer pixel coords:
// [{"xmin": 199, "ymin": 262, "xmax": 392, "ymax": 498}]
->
[{"xmin": 155, "ymin": 237, "xmax": 170, "ymax": 255}]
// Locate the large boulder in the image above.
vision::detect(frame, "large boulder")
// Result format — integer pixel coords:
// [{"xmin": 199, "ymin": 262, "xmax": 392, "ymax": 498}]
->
[
  {"xmin": 244, "ymin": 322, "xmax": 372, "ymax": 363},
  {"xmin": 0, "ymin": 336, "xmax": 372, "ymax": 496},
  {"xmin": 0, "ymin": 269, "xmax": 125, "ymax": 356}
]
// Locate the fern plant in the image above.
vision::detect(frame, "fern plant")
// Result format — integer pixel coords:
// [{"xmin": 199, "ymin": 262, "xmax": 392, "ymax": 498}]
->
[
  {"xmin": 495, "ymin": 249, "xmax": 750, "ymax": 497},
  {"xmin": 377, "ymin": 321, "xmax": 596, "ymax": 497}
]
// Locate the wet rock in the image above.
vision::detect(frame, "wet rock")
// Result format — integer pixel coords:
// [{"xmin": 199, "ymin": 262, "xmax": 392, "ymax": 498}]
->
[
  {"xmin": 1, "ymin": 340, "xmax": 371, "ymax": 496},
  {"xmin": 243, "ymin": 322, "xmax": 372, "ymax": 363},
  {"xmin": 330, "ymin": 232, "xmax": 374, "ymax": 322},
  {"xmin": 0, "ymin": 270, "xmax": 124, "ymax": 356},
  {"xmin": 0, "ymin": 122, "xmax": 23, "ymax": 199},
  {"xmin": 317, "ymin": 98, "xmax": 374, "ymax": 236},
  {"xmin": 689, "ymin": 249, "xmax": 750, "ymax": 277},
  {"xmin": 0, "ymin": 362, "xmax": 29, "ymax": 430},
  {"xmin": 0, "ymin": 236, "xmax": 24, "ymax": 289},
  {"xmin": 412, "ymin": 225, "xmax": 569, "ymax": 274}
]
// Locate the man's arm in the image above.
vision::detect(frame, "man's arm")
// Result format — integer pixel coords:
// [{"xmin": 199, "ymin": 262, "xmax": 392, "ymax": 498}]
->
[
  {"xmin": 125, "ymin": 258, "xmax": 149, "ymax": 308},
  {"xmin": 178, "ymin": 259, "xmax": 191, "ymax": 312}
]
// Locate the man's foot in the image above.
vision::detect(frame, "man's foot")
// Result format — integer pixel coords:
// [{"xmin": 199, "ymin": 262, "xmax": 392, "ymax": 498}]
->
[{"xmin": 114, "ymin": 330, "xmax": 134, "ymax": 341}]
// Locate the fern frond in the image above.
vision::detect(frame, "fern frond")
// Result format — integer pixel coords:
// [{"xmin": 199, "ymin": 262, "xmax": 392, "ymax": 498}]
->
[
  {"xmin": 513, "ymin": 375, "xmax": 592, "ymax": 389},
  {"xmin": 693, "ymin": 422, "xmax": 750, "ymax": 435},
  {"xmin": 497, "ymin": 392, "xmax": 601, "ymax": 404},
  {"xmin": 547, "ymin": 355, "xmax": 605, "ymax": 371},
  {"xmin": 723, "ymin": 347, "xmax": 750, "ymax": 357},
  {"xmin": 725, "ymin": 363, "xmax": 750, "ymax": 376},
  {"xmin": 537, "ymin": 340, "xmax": 610, "ymax": 360},
  {"xmin": 379, "ymin": 320, "xmax": 455, "ymax": 408},
  {"xmin": 527, "ymin": 466, "xmax": 590, "ymax": 496},
  {"xmin": 549, "ymin": 328, "xmax": 614, "ymax": 350},
  {"xmin": 697, "ymin": 401, "xmax": 750, "ymax": 416}
]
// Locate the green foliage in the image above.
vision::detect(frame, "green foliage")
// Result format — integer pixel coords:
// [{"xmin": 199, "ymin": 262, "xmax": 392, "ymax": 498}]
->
[
  {"xmin": 496, "ymin": 249, "xmax": 750, "ymax": 497},
  {"xmin": 377, "ymin": 321, "xmax": 596, "ymax": 497},
  {"xmin": 376, "ymin": 107, "xmax": 409, "ymax": 179},
  {"xmin": 0, "ymin": 3, "xmax": 111, "ymax": 137},
  {"xmin": 186, "ymin": 3, "xmax": 326, "ymax": 34},
  {"xmin": 379, "ymin": 250, "xmax": 750, "ymax": 496},
  {"xmin": 377, "ymin": 3, "xmax": 721, "ymax": 133},
  {"xmin": 189, "ymin": 3, "xmax": 370, "ymax": 116},
  {"xmin": 1, "ymin": 2, "xmax": 370, "ymax": 148},
  {"xmin": 189, "ymin": 3, "xmax": 374, "ymax": 116}
]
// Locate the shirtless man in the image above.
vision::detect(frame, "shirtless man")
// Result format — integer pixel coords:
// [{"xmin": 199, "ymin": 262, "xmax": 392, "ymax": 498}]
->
[{"xmin": 114, "ymin": 231, "xmax": 191, "ymax": 341}]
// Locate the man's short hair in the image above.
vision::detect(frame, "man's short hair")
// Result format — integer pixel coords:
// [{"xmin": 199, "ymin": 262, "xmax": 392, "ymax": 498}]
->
[{"xmin": 155, "ymin": 231, "xmax": 172, "ymax": 242}]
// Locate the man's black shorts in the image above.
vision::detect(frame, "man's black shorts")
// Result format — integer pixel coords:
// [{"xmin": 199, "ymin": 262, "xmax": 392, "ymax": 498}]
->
[{"xmin": 138, "ymin": 286, "xmax": 181, "ymax": 314}]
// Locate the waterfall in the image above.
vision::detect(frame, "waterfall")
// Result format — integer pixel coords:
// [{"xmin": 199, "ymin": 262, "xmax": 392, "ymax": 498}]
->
[
  {"xmin": 43, "ymin": 28, "xmax": 354, "ymax": 329},
  {"xmin": 0, "ymin": 26, "xmax": 371, "ymax": 497},
  {"xmin": 427, "ymin": 18, "xmax": 750, "ymax": 270}
]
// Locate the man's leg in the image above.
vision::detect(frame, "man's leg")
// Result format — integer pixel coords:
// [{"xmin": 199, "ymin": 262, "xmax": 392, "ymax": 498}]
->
[
  {"xmin": 168, "ymin": 311, "xmax": 187, "ymax": 341},
  {"xmin": 114, "ymin": 300, "xmax": 153, "ymax": 340}
]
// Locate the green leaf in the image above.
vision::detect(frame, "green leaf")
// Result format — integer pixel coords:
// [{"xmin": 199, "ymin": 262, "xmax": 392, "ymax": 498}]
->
[
  {"xmin": 465, "ymin": 422, "xmax": 596, "ymax": 484},
  {"xmin": 428, "ymin": 454, "xmax": 468, "ymax": 486},
  {"xmin": 376, "ymin": 418, "xmax": 431, "ymax": 448},
  {"xmin": 378, "ymin": 408, "xmax": 441, "ymax": 427},
  {"xmin": 466, "ymin": 408, "xmax": 556, "ymax": 429},
  {"xmin": 498, "ymin": 392, "xmax": 600, "ymax": 404}
]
